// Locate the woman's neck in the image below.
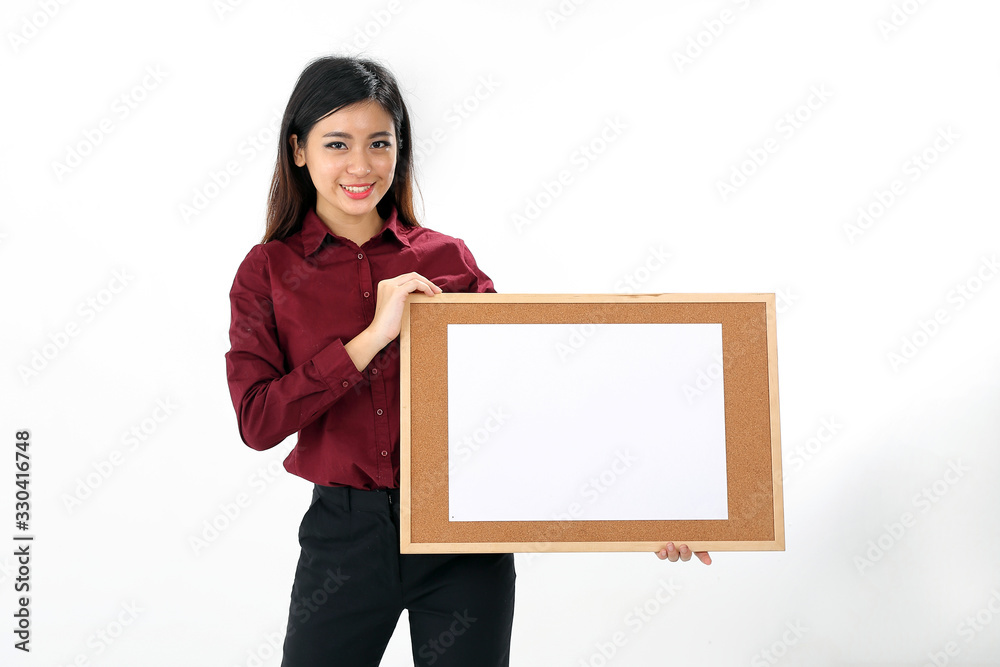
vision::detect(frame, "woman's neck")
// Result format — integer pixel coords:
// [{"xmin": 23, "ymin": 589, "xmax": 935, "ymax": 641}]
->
[{"xmin": 316, "ymin": 205, "xmax": 383, "ymax": 247}]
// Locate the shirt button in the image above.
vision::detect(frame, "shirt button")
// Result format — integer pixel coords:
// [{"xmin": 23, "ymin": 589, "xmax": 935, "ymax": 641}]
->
[
  {"xmin": 357, "ymin": 253, "xmax": 364, "ymax": 260},
  {"xmin": 381, "ymin": 450, "xmax": 388, "ymax": 457},
  {"xmin": 363, "ymin": 291, "xmax": 370, "ymax": 298},
  {"xmin": 342, "ymin": 380, "xmax": 349, "ymax": 388},
  {"xmin": 371, "ymin": 368, "xmax": 378, "ymax": 375},
  {"xmin": 376, "ymin": 409, "xmax": 383, "ymax": 416}
]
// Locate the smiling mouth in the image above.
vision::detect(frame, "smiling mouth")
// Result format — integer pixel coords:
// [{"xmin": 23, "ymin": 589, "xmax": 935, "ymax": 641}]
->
[{"xmin": 341, "ymin": 183, "xmax": 374, "ymax": 194}]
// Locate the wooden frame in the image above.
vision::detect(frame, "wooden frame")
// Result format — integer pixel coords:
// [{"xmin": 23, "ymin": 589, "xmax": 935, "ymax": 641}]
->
[{"xmin": 400, "ymin": 293, "xmax": 783, "ymax": 553}]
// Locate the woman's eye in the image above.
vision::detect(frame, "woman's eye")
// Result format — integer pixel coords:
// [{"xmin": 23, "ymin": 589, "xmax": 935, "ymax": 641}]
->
[
  {"xmin": 325, "ymin": 141, "xmax": 346, "ymax": 149},
  {"xmin": 371, "ymin": 140, "xmax": 392, "ymax": 149}
]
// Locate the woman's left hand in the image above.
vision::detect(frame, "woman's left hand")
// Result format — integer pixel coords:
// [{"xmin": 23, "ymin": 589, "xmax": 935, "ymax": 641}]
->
[{"xmin": 655, "ymin": 543, "xmax": 712, "ymax": 565}]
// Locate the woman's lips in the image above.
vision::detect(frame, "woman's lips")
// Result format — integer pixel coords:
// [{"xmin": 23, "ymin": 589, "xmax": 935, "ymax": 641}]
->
[{"xmin": 340, "ymin": 183, "xmax": 374, "ymax": 200}]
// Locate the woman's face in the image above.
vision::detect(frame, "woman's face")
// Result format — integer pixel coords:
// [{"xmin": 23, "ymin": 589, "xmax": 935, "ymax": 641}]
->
[{"xmin": 291, "ymin": 100, "xmax": 397, "ymax": 233}]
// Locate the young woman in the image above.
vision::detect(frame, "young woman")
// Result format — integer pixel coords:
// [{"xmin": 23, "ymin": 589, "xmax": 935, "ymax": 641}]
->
[
  {"xmin": 225, "ymin": 55, "xmax": 513, "ymax": 666},
  {"xmin": 226, "ymin": 55, "xmax": 708, "ymax": 667}
]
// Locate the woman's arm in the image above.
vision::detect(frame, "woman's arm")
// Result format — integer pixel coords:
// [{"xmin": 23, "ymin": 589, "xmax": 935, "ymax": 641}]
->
[
  {"xmin": 342, "ymin": 235, "xmax": 487, "ymax": 368},
  {"xmin": 344, "ymin": 272, "xmax": 442, "ymax": 370},
  {"xmin": 225, "ymin": 245, "xmax": 368, "ymax": 450},
  {"xmin": 225, "ymin": 247, "xmax": 442, "ymax": 451}
]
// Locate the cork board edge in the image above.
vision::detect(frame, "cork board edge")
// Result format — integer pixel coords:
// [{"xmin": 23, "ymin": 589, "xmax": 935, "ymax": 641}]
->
[
  {"xmin": 401, "ymin": 539, "xmax": 783, "ymax": 554},
  {"xmin": 407, "ymin": 293, "xmax": 775, "ymax": 304},
  {"xmin": 400, "ymin": 293, "xmax": 784, "ymax": 553},
  {"xmin": 400, "ymin": 300, "xmax": 413, "ymax": 551},
  {"xmin": 766, "ymin": 295, "xmax": 786, "ymax": 551}
]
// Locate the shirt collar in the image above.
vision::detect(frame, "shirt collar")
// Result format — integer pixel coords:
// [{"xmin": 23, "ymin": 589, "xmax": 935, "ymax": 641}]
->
[{"xmin": 300, "ymin": 206, "xmax": 411, "ymax": 256}]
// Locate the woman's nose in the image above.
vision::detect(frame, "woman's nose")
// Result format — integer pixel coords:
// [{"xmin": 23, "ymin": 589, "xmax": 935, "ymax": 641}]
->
[{"xmin": 347, "ymin": 155, "xmax": 372, "ymax": 176}]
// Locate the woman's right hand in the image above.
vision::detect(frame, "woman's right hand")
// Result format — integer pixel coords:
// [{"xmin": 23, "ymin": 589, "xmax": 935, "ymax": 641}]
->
[
  {"xmin": 345, "ymin": 272, "xmax": 441, "ymax": 371},
  {"xmin": 369, "ymin": 272, "xmax": 442, "ymax": 346}
]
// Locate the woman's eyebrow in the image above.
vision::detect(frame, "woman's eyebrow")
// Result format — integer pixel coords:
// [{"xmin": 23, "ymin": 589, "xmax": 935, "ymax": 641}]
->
[{"xmin": 321, "ymin": 130, "xmax": 394, "ymax": 139}]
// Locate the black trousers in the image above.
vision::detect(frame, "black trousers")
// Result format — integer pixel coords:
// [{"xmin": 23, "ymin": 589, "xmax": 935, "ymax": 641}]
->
[{"xmin": 280, "ymin": 484, "xmax": 516, "ymax": 666}]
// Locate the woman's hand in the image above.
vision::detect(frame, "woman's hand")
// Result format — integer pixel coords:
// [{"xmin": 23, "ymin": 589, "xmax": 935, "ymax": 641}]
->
[
  {"xmin": 345, "ymin": 272, "xmax": 441, "ymax": 371},
  {"xmin": 655, "ymin": 543, "xmax": 712, "ymax": 565},
  {"xmin": 368, "ymin": 272, "xmax": 442, "ymax": 347}
]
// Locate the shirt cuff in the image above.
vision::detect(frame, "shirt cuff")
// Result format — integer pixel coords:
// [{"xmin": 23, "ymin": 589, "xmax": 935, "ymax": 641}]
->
[{"xmin": 311, "ymin": 338, "xmax": 365, "ymax": 393}]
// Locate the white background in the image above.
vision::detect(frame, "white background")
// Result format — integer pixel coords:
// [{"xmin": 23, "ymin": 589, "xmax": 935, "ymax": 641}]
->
[{"xmin": 2, "ymin": 0, "xmax": 999, "ymax": 665}]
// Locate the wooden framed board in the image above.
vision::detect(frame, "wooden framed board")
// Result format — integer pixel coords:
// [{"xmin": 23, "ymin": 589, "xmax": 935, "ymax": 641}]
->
[{"xmin": 400, "ymin": 293, "xmax": 783, "ymax": 553}]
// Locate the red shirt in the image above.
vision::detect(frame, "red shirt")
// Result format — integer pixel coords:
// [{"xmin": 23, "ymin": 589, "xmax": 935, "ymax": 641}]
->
[{"xmin": 225, "ymin": 206, "xmax": 495, "ymax": 489}]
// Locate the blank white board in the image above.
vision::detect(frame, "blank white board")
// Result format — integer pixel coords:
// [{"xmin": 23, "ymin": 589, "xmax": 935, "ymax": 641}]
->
[{"xmin": 446, "ymin": 323, "xmax": 729, "ymax": 521}]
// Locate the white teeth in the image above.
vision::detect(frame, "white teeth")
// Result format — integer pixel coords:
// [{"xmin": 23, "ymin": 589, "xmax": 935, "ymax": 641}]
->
[{"xmin": 342, "ymin": 184, "xmax": 371, "ymax": 193}]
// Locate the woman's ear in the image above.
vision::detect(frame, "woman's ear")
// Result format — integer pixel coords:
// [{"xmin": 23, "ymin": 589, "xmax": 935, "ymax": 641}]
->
[{"xmin": 290, "ymin": 134, "xmax": 305, "ymax": 167}]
